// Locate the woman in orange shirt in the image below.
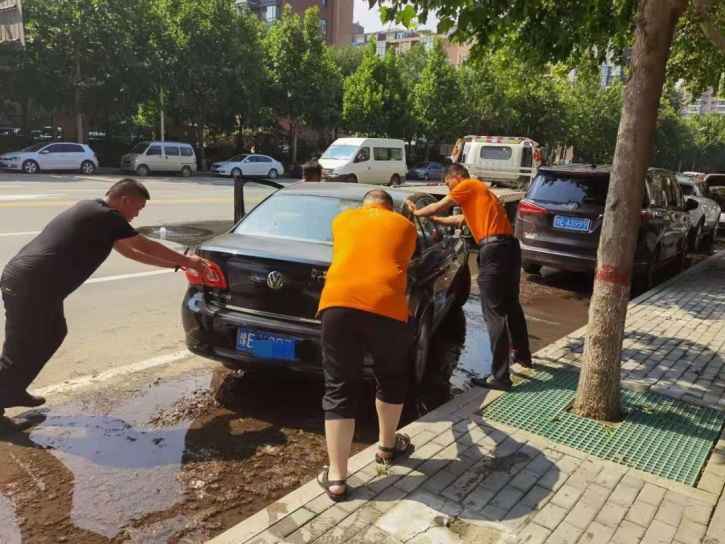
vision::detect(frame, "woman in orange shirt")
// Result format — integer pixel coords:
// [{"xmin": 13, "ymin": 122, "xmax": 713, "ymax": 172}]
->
[{"xmin": 406, "ymin": 164, "xmax": 532, "ymax": 391}]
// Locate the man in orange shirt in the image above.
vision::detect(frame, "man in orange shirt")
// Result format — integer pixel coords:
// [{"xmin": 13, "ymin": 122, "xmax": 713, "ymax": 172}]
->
[
  {"xmin": 316, "ymin": 189, "xmax": 417, "ymax": 501},
  {"xmin": 407, "ymin": 164, "xmax": 531, "ymax": 391}
]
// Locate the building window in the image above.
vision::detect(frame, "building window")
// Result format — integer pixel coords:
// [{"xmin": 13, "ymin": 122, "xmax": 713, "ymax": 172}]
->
[
  {"xmin": 265, "ymin": 5, "xmax": 278, "ymax": 22},
  {"xmin": 320, "ymin": 18, "xmax": 327, "ymax": 36},
  {"xmin": 376, "ymin": 42, "xmax": 386, "ymax": 57},
  {"xmin": 320, "ymin": 0, "xmax": 327, "ymax": 6}
]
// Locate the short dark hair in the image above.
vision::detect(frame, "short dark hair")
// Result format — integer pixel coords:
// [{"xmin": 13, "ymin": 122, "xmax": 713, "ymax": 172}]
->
[
  {"xmin": 446, "ymin": 164, "xmax": 470, "ymax": 179},
  {"xmin": 106, "ymin": 178, "xmax": 150, "ymax": 200},
  {"xmin": 363, "ymin": 189, "xmax": 394, "ymax": 210},
  {"xmin": 302, "ymin": 160, "xmax": 322, "ymax": 180}
]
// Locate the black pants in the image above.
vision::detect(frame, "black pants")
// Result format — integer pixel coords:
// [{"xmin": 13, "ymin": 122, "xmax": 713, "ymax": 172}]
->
[
  {"xmin": 0, "ymin": 279, "xmax": 67, "ymax": 407},
  {"xmin": 477, "ymin": 238, "xmax": 531, "ymax": 384},
  {"xmin": 320, "ymin": 307, "xmax": 413, "ymax": 420}
]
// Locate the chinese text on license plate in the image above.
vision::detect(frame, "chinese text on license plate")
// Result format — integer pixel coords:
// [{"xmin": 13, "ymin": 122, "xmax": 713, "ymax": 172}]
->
[{"xmin": 237, "ymin": 328, "xmax": 297, "ymax": 361}]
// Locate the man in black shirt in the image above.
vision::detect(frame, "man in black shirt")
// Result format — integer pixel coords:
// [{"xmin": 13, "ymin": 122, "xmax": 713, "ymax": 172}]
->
[{"xmin": 0, "ymin": 178, "xmax": 208, "ymax": 428}]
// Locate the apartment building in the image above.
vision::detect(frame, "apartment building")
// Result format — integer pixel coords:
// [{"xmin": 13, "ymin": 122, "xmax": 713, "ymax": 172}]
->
[
  {"xmin": 239, "ymin": 0, "xmax": 353, "ymax": 46},
  {"xmin": 355, "ymin": 28, "xmax": 471, "ymax": 66},
  {"xmin": 0, "ymin": 0, "xmax": 24, "ymax": 45},
  {"xmin": 683, "ymin": 87, "xmax": 725, "ymax": 116}
]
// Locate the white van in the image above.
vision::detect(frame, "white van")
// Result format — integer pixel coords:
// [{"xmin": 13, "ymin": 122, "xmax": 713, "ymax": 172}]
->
[
  {"xmin": 319, "ymin": 137, "xmax": 407, "ymax": 185},
  {"xmin": 120, "ymin": 141, "xmax": 197, "ymax": 177},
  {"xmin": 457, "ymin": 136, "xmax": 542, "ymax": 189}
]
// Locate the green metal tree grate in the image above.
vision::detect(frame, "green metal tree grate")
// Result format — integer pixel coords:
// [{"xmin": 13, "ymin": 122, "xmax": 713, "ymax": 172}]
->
[{"xmin": 481, "ymin": 368, "xmax": 724, "ymax": 486}]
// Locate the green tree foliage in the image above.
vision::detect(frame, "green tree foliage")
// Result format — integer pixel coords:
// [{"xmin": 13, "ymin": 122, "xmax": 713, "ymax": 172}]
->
[
  {"xmin": 411, "ymin": 40, "xmax": 462, "ymax": 145},
  {"xmin": 331, "ymin": 45, "xmax": 365, "ymax": 77}
]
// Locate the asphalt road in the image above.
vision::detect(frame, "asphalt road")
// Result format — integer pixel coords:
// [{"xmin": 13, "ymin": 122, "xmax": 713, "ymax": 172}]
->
[{"xmin": 0, "ymin": 172, "xmax": 284, "ymax": 389}]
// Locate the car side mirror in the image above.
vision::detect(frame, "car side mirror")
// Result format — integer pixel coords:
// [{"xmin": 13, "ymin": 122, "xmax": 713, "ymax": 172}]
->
[
  {"xmin": 40, "ymin": 150, "xmax": 50, "ymax": 154},
  {"xmin": 685, "ymin": 198, "xmax": 698, "ymax": 211}
]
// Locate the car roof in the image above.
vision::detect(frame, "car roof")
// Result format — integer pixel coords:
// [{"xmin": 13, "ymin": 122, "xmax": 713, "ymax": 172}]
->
[
  {"xmin": 147, "ymin": 141, "xmax": 193, "ymax": 146},
  {"xmin": 278, "ymin": 182, "xmax": 413, "ymax": 204},
  {"xmin": 539, "ymin": 164, "xmax": 676, "ymax": 178},
  {"xmin": 331, "ymin": 137, "xmax": 405, "ymax": 146}
]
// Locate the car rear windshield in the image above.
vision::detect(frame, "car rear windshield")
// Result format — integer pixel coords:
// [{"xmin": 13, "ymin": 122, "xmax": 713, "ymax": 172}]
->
[
  {"xmin": 234, "ymin": 194, "xmax": 360, "ymax": 243},
  {"xmin": 528, "ymin": 173, "xmax": 610, "ymax": 207}
]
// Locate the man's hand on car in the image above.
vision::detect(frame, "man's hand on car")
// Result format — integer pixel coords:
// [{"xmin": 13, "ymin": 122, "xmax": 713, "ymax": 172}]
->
[{"xmin": 405, "ymin": 199, "xmax": 417, "ymax": 213}]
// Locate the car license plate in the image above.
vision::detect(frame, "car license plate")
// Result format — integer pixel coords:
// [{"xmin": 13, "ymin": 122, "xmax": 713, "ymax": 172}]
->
[
  {"xmin": 553, "ymin": 215, "xmax": 591, "ymax": 232},
  {"xmin": 236, "ymin": 328, "xmax": 297, "ymax": 361}
]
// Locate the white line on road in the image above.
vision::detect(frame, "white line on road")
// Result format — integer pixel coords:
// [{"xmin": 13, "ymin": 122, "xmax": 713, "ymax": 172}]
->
[
  {"xmin": 0, "ymin": 230, "xmax": 41, "ymax": 237},
  {"xmin": 0, "ymin": 194, "xmax": 56, "ymax": 201},
  {"xmin": 32, "ymin": 349, "xmax": 193, "ymax": 397},
  {"xmin": 84, "ymin": 269, "xmax": 176, "ymax": 284}
]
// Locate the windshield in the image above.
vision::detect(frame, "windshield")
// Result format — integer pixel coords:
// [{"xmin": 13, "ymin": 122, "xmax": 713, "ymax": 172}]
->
[
  {"xmin": 130, "ymin": 142, "xmax": 149, "ymax": 154},
  {"xmin": 321, "ymin": 145, "xmax": 358, "ymax": 161},
  {"xmin": 234, "ymin": 194, "xmax": 360, "ymax": 243},
  {"xmin": 21, "ymin": 143, "xmax": 47, "ymax": 152},
  {"xmin": 528, "ymin": 174, "xmax": 610, "ymax": 207},
  {"xmin": 227, "ymin": 154, "xmax": 248, "ymax": 162}
]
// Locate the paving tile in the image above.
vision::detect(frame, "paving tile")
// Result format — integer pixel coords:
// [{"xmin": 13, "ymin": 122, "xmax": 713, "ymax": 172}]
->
[
  {"xmin": 637, "ymin": 484, "xmax": 666, "ymax": 507},
  {"xmin": 544, "ymin": 521, "xmax": 582, "ymax": 544},
  {"xmin": 673, "ymin": 520, "xmax": 707, "ymax": 544},
  {"xmin": 593, "ymin": 500, "xmax": 627, "ymax": 530},
  {"xmin": 533, "ymin": 502, "xmax": 568, "ymax": 531},
  {"xmin": 269, "ymin": 508, "xmax": 317, "ymax": 539},
  {"xmin": 610, "ymin": 480, "xmax": 643, "ymax": 507},
  {"xmin": 521, "ymin": 484, "xmax": 554, "ymax": 510},
  {"xmin": 578, "ymin": 521, "xmax": 615, "ymax": 544},
  {"xmin": 682, "ymin": 501, "xmax": 712, "ymax": 525},
  {"xmin": 640, "ymin": 519, "xmax": 676, "ymax": 544},
  {"xmin": 564, "ymin": 501, "xmax": 600, "ymax": 530},
  {"xmin": 550, "ymin": 484, "xmax": 584, "ymax": 510},
  {"xmin": 654, "ymin": 500, "xmax": 684, "ymax": 528},
  {"xmin": 612, "ymin": 520, "xmax": 646, "ymax": 544},
  {"xmin": 510, "ymin": 469, "xmax": 542, "ymax": 493},
  {"xmin": 516, "ymin": 523, "xmax": 551, "ymax": 544}
]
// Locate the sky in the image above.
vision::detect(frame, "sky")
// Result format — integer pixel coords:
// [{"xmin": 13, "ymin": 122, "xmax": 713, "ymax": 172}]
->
[{"xmin": 353, "ymin": 0, "xmax": 438, "ymax": 33}]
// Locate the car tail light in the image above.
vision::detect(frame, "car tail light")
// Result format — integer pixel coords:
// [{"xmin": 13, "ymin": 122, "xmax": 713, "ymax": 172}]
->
[
  {"xmin": 640, "ymin": 210, "xmax": 651, "ymax": 223},
  {"xmin": 185, "ymin": 261, "xmax": 228, "ymax": 289},
  {"xmin": 518, "ymin": 200, "xmax": 548, "ymax": 216}
]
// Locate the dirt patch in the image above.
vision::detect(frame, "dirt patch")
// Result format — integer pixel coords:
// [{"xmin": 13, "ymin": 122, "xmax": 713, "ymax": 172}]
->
[{"xmin": 148, "ymin": 388, "xmax": 219, "ymax": 427}]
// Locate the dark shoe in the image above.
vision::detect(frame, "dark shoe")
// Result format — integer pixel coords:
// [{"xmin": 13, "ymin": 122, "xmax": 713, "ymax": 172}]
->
[
  {"xmin": 0, "ymin": 408, "xmax": 46, "ymax": 435},
  {"xmin": 14, "ymin": 391, "xmax": 46, "ymax": 408},
  {"xmin": 317, "ymin": 466, "xmax": 347, "ymax": 502},
  {"xmin": 375, "ymin": 433, "xmax": 414, "ymax": 465},
  {"xmin": 515, "ymin": 358, "xmax": 534, "ymax": 369},
  {"xmin": 470, "ymin": 376, "xmax": 512, "ymax": 391}
]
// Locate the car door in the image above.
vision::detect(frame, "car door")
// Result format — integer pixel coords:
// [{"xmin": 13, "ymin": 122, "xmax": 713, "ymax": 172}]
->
[
  {"xmin": 664, "ymin": 174, "xmax": 690, "ymax": 253},
  {"xmin": 61, "ymin": 143, "xmax": 86, "ymax": 170},
  {"xmin": 37, "ymin": 143, "xmax": 63, "ymax": 169},
  {"xmin": 353, "ymin": 146, "xmax": 372, "ymax": 183},
  {"xmin": 144, "ymin": 144, "xmax": 164, "ymax": 171},
  {"xmin": 164, "ymin": 145, "xmax": 181, "ymax": 172},
  {"xmin": 644, "ymin": 172, "xmax": 670, "ymax": 260}
]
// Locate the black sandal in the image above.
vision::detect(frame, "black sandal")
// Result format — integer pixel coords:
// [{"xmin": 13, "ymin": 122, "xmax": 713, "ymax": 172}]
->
[
  {"xmin": 375, "ymin": 433, "xmax": 414, "ymax": 465},
  {"xmin": 317, "ymin": 466, "xmax": 347, "ymax": 502}
]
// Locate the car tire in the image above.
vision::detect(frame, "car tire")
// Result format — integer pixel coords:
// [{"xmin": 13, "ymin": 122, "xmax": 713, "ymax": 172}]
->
[
  {"xmin": 451, "ymin": 263, "xmax": 471, "ymax": 310},
  {"xmin": 136, "ymin": 164, "xmax": 150, "ymax": 177},
  {"xmin": 635, "ymin": 247, "xmax": 660, "ymax": 294},
  {"xmin": 347, "ymin": 174, "xmax": 358, "ymax": 183},
  {"xmin": 522, "ymin": 262, "xmax": 542, "ymax": 275},
  {"xmin": 267, "ymin": 168, "xmax": 279, "ymax": 179},
  {"xmin": 674, "ymin": 242, "xmax": 688, "ymax": 274},
  {"xmin": 412, "ymin": 310, "xmax": 433, "ymax": 385},
  {"xmin": 80, "ymin": 160, "xmax": 96, "ymax": 175},
  {"xmin": 180, "ymin": 166, "xmax": 192, "ymax": 177},
  {"xmin": 389, "ymin": 174, "xmax": 402, "ymax": 186},
  {"xmin": 688, "ymin": 220, "xmax": 704, "ymax": 252},
  {"xmin": 22, "ymin": 160, "xmax": 39, "ymax": 174},
  {"xmin": 231, "ymin": 167, "xmax": 242, "ymax": 178}
]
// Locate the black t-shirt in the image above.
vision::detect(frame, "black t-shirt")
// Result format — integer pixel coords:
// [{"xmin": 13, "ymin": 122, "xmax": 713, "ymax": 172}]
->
[{"xmin": 2, "ymin": 199, "xmax": 138, "ymax": 299}]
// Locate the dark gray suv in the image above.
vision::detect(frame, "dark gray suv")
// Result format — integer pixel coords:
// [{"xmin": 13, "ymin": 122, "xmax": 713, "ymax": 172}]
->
[{"xmin": 515, "ymin": 165, "xmax": 694, "ymax": 289}]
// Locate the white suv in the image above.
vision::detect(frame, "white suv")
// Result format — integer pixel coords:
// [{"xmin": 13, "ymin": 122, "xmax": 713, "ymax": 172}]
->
[
  {"xmin": 120, "ymin": 141, "xmax": 197, "ymax": 177},
  {"xmin": 0, "ymin": 142, "xmax": 98, "ymax": 174}
]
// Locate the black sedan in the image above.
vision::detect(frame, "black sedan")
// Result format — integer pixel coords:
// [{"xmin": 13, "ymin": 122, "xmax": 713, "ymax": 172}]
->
[
  {"xmin": 181, "ymin": 183, "xmax": 471, "ymax": 384},
  {"xmin": 406, "ymin": 161, "xmax": 445, "ymax": 181}
]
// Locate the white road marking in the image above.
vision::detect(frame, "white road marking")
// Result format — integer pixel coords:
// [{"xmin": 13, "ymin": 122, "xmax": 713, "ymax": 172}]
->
[
  {"xmin": 0, "ymin": 194, "xmax": 56, "ymax": 201},
  {"xmin": 84, "ymin": 269, "xmax": 175, "ymax": 284},
  {"xmin": 31, "ymin": 349, "xmax": 193, "ymax": 396},
  {"xmin": 0, "ymin": 230, "xmax": 41, "ymax": 237},
  {"xmin": 525, "ymin": 314, "xmax": 561, "ymax": 326}
]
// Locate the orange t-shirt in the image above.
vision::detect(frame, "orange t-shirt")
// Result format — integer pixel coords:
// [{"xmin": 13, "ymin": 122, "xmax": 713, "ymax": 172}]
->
[
  {"xmin": 449, "ymin": 179, "xmax": 513, "ymax": 243},
  {"xmin": 318, "ymin": 206, "xmax": 417, "ymax": 322}
]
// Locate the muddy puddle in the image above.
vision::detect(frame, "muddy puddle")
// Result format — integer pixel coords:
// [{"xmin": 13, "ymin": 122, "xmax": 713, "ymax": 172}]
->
[{"xmin": 0, "ymin": 301, "xmax": 493, "ymax": 543}]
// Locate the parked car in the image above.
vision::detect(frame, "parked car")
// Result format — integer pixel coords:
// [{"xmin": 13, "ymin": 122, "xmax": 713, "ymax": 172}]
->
[
  {"xmin": 181, "ymin": 183, "xmax": 471, "ymax": 384},
  {"xmin": 675, "ymin": 173, "xmax": 720, "ymax": 250},
  {"xmin": 319, "ymin": 137, "xmax": 407, "ymax": 185},
  {"xmin": 515, "ymin": 165, "xmax": 694, "ymax": 290},
  {"xmin": 703, "ymin": 173, "xmax": 725, "ymax": 231},
  {"xmin": 407, "ymin": 161, "xmax": 445, "ymax": 181},
  {"xmin": 120, "ymin": 141, "xmax": 196, "ymax": 177},
  {"xmin": 209, "ymin": 154, "xmax": 284, "ymax": 179},
  {"xmin": 457, "ymin": 135, "xmax": 543, "ymax": 189},
  {"xmin": 0, "ymin": 142, "xmax": 98, "ymax": 174}
]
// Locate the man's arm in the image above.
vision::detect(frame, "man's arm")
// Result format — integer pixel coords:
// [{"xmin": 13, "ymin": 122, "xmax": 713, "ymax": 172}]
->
[
  {"xmin": 406, "ymin": 195, "xmax": 457, "ymax": 218},
  {"xmin": 431, "ymin": 214, "xmax": 465, "ymax": 226},
  {"xmin": 114, "ymin": 235, "xmax": 206, "ymax": 271}
]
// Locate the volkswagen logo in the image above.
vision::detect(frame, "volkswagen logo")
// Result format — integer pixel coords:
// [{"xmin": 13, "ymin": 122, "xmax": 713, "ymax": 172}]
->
[{"xmin": 266, "ymin": 271, "xmax": 286, "ymax": 290}]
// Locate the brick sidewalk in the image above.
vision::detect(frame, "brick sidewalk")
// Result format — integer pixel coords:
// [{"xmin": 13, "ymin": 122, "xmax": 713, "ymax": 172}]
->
[{"xmin": 209, "ymin": 252, "xmax": 725, "ymax": 544}]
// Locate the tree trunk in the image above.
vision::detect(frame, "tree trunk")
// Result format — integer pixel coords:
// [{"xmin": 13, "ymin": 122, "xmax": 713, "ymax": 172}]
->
[
  {"xmin": 574, "ymin": 0, "xmax": 688, "ymax": 421},
  {"xmin": 74, "ymin": 51, "xmax": 84, "ymax": 144},
  {"xmin": 291, "ymin": 123, "xmax": 298, "ymax": 166}
]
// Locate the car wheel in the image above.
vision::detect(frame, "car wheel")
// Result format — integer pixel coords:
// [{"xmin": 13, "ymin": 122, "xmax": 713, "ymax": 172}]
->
[
  {"xmin": 451, "ymin": 264, "xmax": 471, "ymax": 310},
  {"xmin": 267, "ymin": 168, "xmax": 279, "ymax": 179},
  {"xmin": 180, "ymin": 166, "xmax": 192, "ymax": 177},
  {"xmin": 413, "ymin": 310, "xmax": 433, "ymax": 385},
  {"xmin": 22, "ymin": 160, "xmax": 39, "ymax": 174},
  {"xmin": 231, "ymin": 167, "xmax": 242, "ymax": 178},
  {"xmin": 347, "ymin": 174, "xmax": 358, "ymax": 183},
  {"xmin": 635, "ymin": 247, "xmax": 660, "ymax": 294},
  {"xmin": 389, "ymin": 174, "xmax": 401, "ymax": 186},
  {"xmin": 674, "ymin": 243, "xmax": 688, "ymax": 274},
  {"xmin": 522, "ymin": 262, "xmax": 542, "ymax": 275},
  {"xmin": 80, "ymin": 160, "xmax": 96, "ymax": 175},
  {"xmin": 136, "ymin": 164, "xmax": 150, "ymax": 177},
  {"xmin": 688, "ymin": 220, "xmax": 703, "ymax": 252}
]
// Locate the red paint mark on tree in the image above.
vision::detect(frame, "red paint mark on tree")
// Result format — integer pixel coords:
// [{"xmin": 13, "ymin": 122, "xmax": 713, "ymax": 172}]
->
[{"xmin": 595, "ymin": 265, "xmax": 630, "ymax": 286}]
